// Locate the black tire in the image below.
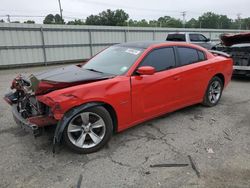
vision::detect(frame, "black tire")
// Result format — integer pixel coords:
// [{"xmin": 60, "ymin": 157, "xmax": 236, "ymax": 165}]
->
[
  {"xmin": 202, "ymin": 76, "xmax": 223, "ymax": 107},
  {"xmin": 63, "ymin": 106, "xmax": 113, "ymax": 154}
]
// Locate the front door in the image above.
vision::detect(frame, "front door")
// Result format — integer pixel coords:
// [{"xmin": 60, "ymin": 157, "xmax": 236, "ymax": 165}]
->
[{"xmin": 130, "ymin": 47, "xmax": 181, "ymax": 122}]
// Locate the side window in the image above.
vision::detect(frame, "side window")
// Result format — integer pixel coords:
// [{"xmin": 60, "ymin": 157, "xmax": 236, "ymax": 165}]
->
[
  {"xmin": 198, "ymin": 50, "xmax": 206, "ymax": 61},
  {"xmin": 198, "ymin": 34, "xmax": 207, "ymax": 41},
  {"xmin": 139, "ymin": 47, "xmax": 175, "ymax": 72},
  {"xmin": 189, "ymin": 34, "xmax": 200, "ymax": 42},
  {"xmin": 166, "ymin": 34, "xmax": 186, "ymax": 41},
  {"xmin": 190, "ymin": 34, "xmax": 207, "ymax": 42},
  {"xmin": 177, "ymin": 47, "xmax": 199, "ymax": 66}
]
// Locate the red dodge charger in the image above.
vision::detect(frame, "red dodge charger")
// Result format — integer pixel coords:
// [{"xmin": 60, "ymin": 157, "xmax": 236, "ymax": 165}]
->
[{"xmin": 4, "ymin": 41, "xmax": 233, "ymax": 153}]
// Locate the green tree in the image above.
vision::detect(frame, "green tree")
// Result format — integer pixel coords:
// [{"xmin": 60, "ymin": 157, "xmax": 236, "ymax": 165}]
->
[
  {"xmin": 242, "ymin": 18, "xmax": 250, "ymax": 30},
  {"xmin": 198, "ymin": 12, "xmax": 219, "ymax": 28},
  {"xmin": 149, "ymin": 20, "xmax": 158, "ymax": 27},
  {"xmin": 54, "ymin": 14, "xmax": 64, "ymax": 24},
  {"xmin": 86, "ymin": 9, "xmax": 129, "ymax": 26},
  {"xmin": 112, "ymin": 9, "xmax": 129, "ymax": 26},
  {"xmin": 67, "ymin": 19, "xmax": 85, "ymax": 25},
  {"xmin": 86, "ymin": 15, "xmax": 101, "ymax": 25},
  {"xmin": 186, "ymin": 18, "xmax": 198, "ymax": 28},
  {"xmin": 197, "ymin": 12, "xmax": 232, "ymax": 29},
  {"xmin": 158, "ymin": 16, "xmax": 182, "ymax": 28},
  {"xmin": 218, "ymin": 15, "xmax": 232, "ymax": 29},
  {"xmin": 136, "ymin": 19, "xmax": 149, "ymax": 27},
  {"xmin": 0, "ymin": 19, "xmax": 4, "ymax": 23},
  {"xmin": 43, "ymin": 14, "xmax": 54, "ymax": 24},
  {"xmin": 24, "ymin": 20, "xmax": 35, "ymax": 24},
  {"xmin": 43, "ymin": 14, "xmax": 64, "ymax": 24}
]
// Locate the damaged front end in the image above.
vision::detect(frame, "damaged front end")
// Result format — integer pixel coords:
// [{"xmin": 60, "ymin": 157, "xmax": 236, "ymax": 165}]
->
[{"xmin": 4, "ymin": 75, "xmax": 57, "ymax": 136}]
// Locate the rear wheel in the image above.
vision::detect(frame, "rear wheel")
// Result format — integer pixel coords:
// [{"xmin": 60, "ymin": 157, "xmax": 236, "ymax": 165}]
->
[
  {"xmin": 202, "ymin": 76, "xmax": 223, "ymax": 107},
  {"xmin": 63, "ymin": 106, "xmax": 113, "ymax": 154}
]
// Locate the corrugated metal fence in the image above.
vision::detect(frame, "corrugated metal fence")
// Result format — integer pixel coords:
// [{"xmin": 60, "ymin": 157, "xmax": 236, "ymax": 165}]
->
[{"xmin": 0, "ymin": 23, "xmax": 249, "ymax": 68}]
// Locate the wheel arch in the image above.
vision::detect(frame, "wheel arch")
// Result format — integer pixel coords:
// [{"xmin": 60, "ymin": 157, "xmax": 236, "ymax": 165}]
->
[
  {"xmin": 102, "ymin": 103, "xmax": 118, "ymax": 133},
  {"xmin": 53, "ymin": 101, "xmax": 118, "ymax": 146},
  {"xmin": 213, "ymin": 73, "xmax": 225, "ymax": 87}
]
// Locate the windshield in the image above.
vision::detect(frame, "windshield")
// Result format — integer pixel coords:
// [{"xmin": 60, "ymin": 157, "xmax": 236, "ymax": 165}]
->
[{"xmin": 83, "ymin": 46, "xmax": 144, "ymax": 75}]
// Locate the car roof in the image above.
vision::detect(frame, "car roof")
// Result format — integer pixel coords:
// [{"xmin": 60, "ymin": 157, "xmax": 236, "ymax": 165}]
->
[
  {"xmin": 116, "ymin": 41, "xmax": 166, "ymax": 49},
  {"xmin": 115, "ymin": 41, "xmax": 209, "ymax": 52}
]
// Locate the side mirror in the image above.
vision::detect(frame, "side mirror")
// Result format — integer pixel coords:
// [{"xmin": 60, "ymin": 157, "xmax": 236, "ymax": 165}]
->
[{"xmin": 136, "ymin": 66, "xmax": 155, "ymax": 75}]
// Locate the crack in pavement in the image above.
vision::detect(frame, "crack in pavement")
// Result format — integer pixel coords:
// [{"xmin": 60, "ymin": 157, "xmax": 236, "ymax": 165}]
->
[
  {"xmin": 130, "ymin": 132, "xmax": 184, "ymax": 156},
  {"xmin": 107, "ymin": 153, "xmax": 131, "ymax": 167}
]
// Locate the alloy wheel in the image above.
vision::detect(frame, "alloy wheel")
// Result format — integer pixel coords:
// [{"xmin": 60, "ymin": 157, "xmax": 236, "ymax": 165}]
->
[
  {"xmin": 67, "ymin": 112, "xmax": 106, "ymax": 148},
  {"xmin": 208, "ymin": 80, "xmax": 222, "ymax": 104}
]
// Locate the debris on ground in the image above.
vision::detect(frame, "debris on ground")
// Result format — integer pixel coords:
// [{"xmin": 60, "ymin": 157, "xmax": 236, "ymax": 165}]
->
[
  {"xmin": 144, "ymin": 171, "xmax": 151, "ymax": 175},
  {"xmin": 194, "ymin": 114, "xmax": 203, "ymax": 120},
  {"xmin": 211, "ymin": 118, "xmax": 216, "ymax": 122},
  {"xmin": 188, "ymin": 155, "xmax": 201, "ymax": 178},
  {"xmin": 150, "ymin": 163, "xmax": 189, "ymax": 168},
  {"xmin": 224, "ymin": 136, "xmax": 232, "ymax": 141},
  {"xmin": 223, "ymin": 128, "xmax": 233, "ymax": 141},
  {"xmin": 206, "ymin": 148, "xmax": 215, "ymax": 154},
  {"xmin": 76, "ymin": 174, "xmax": 83, "ymax": 188}
]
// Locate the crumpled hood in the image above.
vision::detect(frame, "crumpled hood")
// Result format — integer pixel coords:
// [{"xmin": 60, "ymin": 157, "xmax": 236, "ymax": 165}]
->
[
  {"xmin": 220, "ymin": 33, "xmax": 250, "ymax": 46},
  {"xmin": 34, "ymin": 65, "xmax": 112, "ymax": 82},
  {"xmin": 29, "ymin": 65, "xmax": 114, "ymax": 94}
]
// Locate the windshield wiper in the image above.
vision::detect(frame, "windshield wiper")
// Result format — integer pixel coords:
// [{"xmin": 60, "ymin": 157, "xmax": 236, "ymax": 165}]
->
[{"xmin": 85, "ymin": 68, "xmax": 104, "ymax": 73}]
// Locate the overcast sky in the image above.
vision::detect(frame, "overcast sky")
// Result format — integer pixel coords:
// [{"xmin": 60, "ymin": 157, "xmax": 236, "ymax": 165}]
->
[{"xmin": 1, "ymin": 0, "xmax": 250, "ymax": 23}]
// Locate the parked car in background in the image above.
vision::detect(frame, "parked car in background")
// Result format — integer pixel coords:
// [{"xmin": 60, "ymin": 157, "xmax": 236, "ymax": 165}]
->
[
  {"xmin": 214, "ymin": 33, "xmax": 250, "ymax": 77},
  {"xmin": 4, "ymin": 41, "xmax": 233, "ymax": 154},
  {"xmin": 166, "ymin": 32, "xmax": 216, "ymax": 50}
]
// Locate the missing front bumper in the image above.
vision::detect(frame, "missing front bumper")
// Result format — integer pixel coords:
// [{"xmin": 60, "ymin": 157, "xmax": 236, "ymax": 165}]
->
[{"xmin": 12, "ymin": 104, "xmax": 41, "ymax": 136}]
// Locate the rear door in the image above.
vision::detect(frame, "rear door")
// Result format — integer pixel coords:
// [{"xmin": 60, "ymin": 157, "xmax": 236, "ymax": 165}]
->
[
  {"xmin": 175, "ymin": 46, "xmax": 211, "ymax": 104},
  {"xmin": 131, "ymin": 47, "xmax": 181, "ymax": 121}
]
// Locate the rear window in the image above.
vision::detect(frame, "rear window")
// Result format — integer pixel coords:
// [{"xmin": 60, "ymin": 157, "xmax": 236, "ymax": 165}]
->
[
  {"xmin": 198, "ymin": 50, "xmax": 206, "ymax": 61},
  {"xmin": 166, "ymin": 34, "xmax": 186, "ymax": 41},
  {"xmin": 177, "ymin": 47, "xmax": 206, "ymax": 66},
  {"xmin": 178, "ymin": 47, "xmax": 199, "ymax": 66}
]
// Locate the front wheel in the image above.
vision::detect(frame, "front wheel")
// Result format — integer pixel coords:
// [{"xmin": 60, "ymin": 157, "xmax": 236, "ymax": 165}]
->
[
  {"xmin": 63, "ymin": 106, "xmax": 113, "ymax": 154},
  {"xmin": 202, "ymin": 76, "xmax": 223, "ymax": 107}
]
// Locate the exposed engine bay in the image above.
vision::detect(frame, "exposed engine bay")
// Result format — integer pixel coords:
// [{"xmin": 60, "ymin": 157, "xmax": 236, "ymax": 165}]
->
[
  {"xmin": 9, "ymin": 75, "xmax": 48, "ymax": 119},
  {"xmin": 4, "ymin": 75, "xmax": 57, "ymax": 136}
]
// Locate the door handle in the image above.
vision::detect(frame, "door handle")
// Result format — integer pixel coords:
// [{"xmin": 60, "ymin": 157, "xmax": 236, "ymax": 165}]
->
[
  {"xmin": 173, "ymin": 76, "xmax": 181, "ymax": 80},
  {"xmin": 205, "ymin": 66, "xmax": 213, "ymax": 71}
]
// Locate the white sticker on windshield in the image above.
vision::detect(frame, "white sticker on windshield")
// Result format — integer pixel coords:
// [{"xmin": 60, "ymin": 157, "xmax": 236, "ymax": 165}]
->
[
  {"xmin": 120, "ymin": 66, "xmax": 128, "ymax": 72},
  {"xmin": 125, "ymin": 48, "xmax": 141, "ymax": 55}
]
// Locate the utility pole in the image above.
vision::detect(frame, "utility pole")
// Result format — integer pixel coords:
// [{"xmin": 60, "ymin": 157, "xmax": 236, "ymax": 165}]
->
[
  {"xmin": 58, "ymin": 0, "xmax": 63, "ymax": 24},
  {"xmin": 237, "ymin": 13, "xmax": 242, "ymax": 30},
  {"xmin": 6, "ymin": 14, "xmax": 11, "ymax": 23},
  {"xmin": 181, "ymin": 11, "xmax": 186, "ymax": 28}
]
